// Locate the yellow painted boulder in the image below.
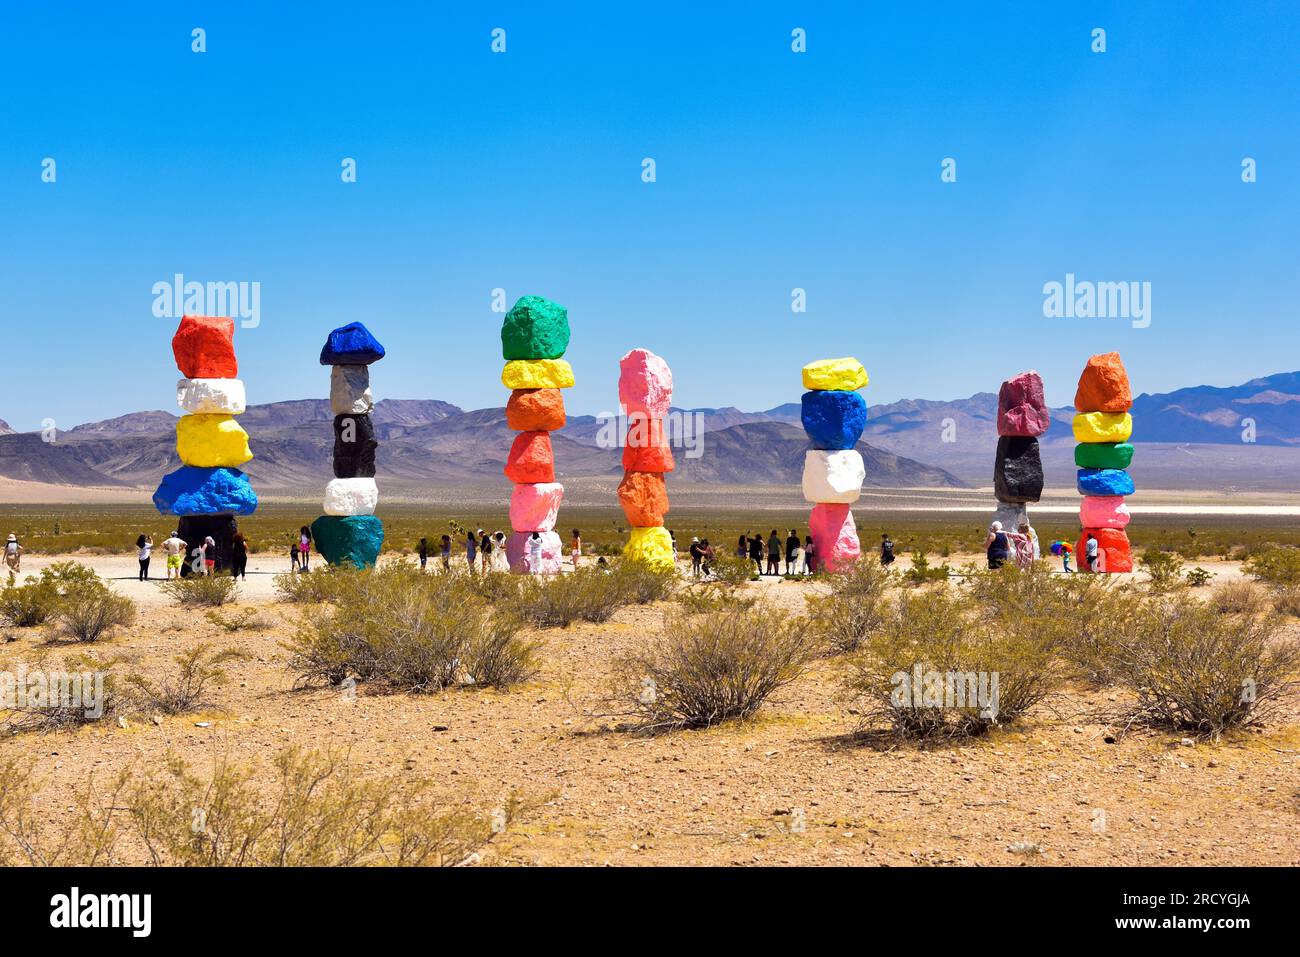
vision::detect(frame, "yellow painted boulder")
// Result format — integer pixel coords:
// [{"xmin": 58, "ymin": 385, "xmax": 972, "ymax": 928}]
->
[
  {"xmin": 802, "ymin": 357, "xmax": 868, "ymax": 392},
  {"xmin": 502, "ymin": 358, "xmax": 575, "ymax": 390},
  {"xmin": 623, "ymin": 525, "xmax": 675, "ymax": 570},
  {"xmin": 1072, "ymin": 411, "xmax": 1132, "ymax": 444},
  {"xmin": 176, "ymin": 414, "xmax": 253, "ymax": 468}
]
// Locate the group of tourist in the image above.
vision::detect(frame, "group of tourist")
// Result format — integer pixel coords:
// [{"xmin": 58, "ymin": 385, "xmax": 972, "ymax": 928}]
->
[
  {"xmin": 132, "ymin": 530, "xmax": 249, "ymax": 580},
  {"xmin": 415, "ymin": 529, "xmax": 590, "ymax": 575}
]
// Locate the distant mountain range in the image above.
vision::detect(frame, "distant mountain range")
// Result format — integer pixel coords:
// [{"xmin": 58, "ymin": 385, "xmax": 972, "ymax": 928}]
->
[{"xmin": 2, "ymin": 371, "xmax": 1298, "ymax": 493}]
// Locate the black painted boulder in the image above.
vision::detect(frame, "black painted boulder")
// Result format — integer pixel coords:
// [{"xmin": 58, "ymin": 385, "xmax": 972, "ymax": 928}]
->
[
  {"xmin": 994, "ymin": 436, "xmax": 1044, "ymax": 504},
  {"xmin": 176, "ymin": 513, "xmax": 238, "ymax": 576},
  {"xmin": 333, "ymin": 413, "xmax": 377, "ymax": 478}
]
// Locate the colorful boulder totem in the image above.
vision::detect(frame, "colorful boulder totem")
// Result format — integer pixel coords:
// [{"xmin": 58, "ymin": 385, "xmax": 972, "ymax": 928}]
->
[
  {"xmin": 502, "ymin": 297, "xmax": 572, "ymax": 573},
  {"xmin": 310, "ymin": 322, "xmax": 386, "ymax": 568},
  {"xmin": 800, "ymin": 357, "xmax": 868, "ymax": 572},
  {"xmin": 618, "ymin": 348, "xmax": 675, "ymax": 570},
  {"xmin": 992, "ymin": 370, "xmax": 1049, "ymax": 533},
  {"xmin": 1073, "ymin": 352, "xmax": 1134, "ymax": 572},
  {"xmin": 154, "ymin": 315, "xmax": 256, "ymax": 574}
]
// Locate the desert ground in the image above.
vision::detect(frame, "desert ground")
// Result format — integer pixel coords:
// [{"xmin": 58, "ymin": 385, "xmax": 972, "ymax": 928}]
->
[{"xmin": 3, "ymin": 539, "xmax": 1298, "ymax": 867}]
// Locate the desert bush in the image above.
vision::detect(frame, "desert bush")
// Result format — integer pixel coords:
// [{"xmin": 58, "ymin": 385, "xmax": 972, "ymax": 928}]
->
[
  {"xmin": 804, "ymin": 557, "xmax": 892, "ymax": 654},
  {"xmin": 205, "ymin": 607, "xmax": 274, "ymax": 632},
  {"xmin": 903, "ymin": 551, "xmax": 950, "ymax": 586},
  {"xmin": 1110, "ymin": 599, "xmax": 1298, "ymax": 736},
  {"xmin": 612, "ymin": 607, "xmax": 815, "ymax": 733},
  {"xmin": 609, "ymin": 559, "xmax": 676, "ymax": 604},
  {"xmin": 1184, "ymin": 566, "xmax": 1213, "ymax": 588},
  {"xmin": 125, "ymin": 644, "xmax": 246, "ymax": 715},
  {"xmin": 287, "ymin": 563, "xmax": 536, "ymax": 692},
  {"xmin": 845, "ymin": 588, "xmax": 1065, "ymax": 738},
  {"xmin": 0, "ymin": 651, "xmax": 120, "ymax": 735},
  {"xmin": 273, "ymin": 566, "xmax": 355, "ymax": 604},
  {"xmin": 0, "ymin": 562, "xmax": 103, "ymax": 627},
  {"xmin": 511, "ymin": 568, "xmax": 621, "ymax": 627},
  {"xmin": 675, "ymin": 584, "xmax": 758, "ymax": 615},
  {"xmin": 54, "ymin": 582, "xmax": 136, "ymax": 642},
  {"xmin": 465, "ymin": 570, "xmax": 521, "ymax": 604},
  {"xmin": 1207, "ymin": 580, "xmax": 1270, "ymax": 617},
  {"xmin": 1052, "ymin": 574, "xmax": 1147, "ymax": 686},
  {"xmin": 1140, "ymin": 549, "xmax": 1186, "ymax": 592},
  {"xmin": 1272, "ymin": 586, "xmax": 1300, "ymax": 617},
  {"xmin": 0, "ymin": 746, "xmax": 527, "ymax": 867},
  {"xmin": 160, "ymin": 574, "xmax": 239, "ymax": 607},
  {"xmin": 709, "ymin": 549, "xmax": 758, "ymax": 586},
  {"xmin": 1244, "ymin": 546, "xmax": 1300, "ymax": 589}
]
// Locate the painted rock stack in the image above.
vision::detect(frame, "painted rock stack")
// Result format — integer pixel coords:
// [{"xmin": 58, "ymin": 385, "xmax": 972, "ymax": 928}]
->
[
  {"xmin": 310, "ymin": 322, "xmax": 386, "ymax": 568},
  {"xmin": 154, "ymin": 315, "xmax": 256, "ymax": 574},
  {"xmin": 501, "ymin": 296, "xmax": 573, "ymax": 574},
  {"xmin": 992, "ymin": 370, "xmax": 1049, "ymax": 533},
  {"xmin": 618, "ymin": 348, "xmax": 675, "ymax": 570},
  {"xmin": 800, "ymin": 357, "xmax": 868, "ymax": 572},
  {"xmin": 1073, "ymin": 352, "xmax": 1134, "ymax": 573}
]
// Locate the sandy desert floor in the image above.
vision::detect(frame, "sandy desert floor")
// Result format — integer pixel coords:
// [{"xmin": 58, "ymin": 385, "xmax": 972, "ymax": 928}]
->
[{"xmin": 2, "ymin": 551, "xmax": 1297, "ymax": 867}]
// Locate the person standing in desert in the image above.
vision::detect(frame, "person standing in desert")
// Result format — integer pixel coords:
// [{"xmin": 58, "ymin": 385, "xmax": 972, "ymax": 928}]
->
[
  {"xmin": 161, "ymin": 530, "xmax": 186, "ymax": 580},
  {"xmin": 4, "ymin": 534, "xmax": 23, "ymax": 575}
]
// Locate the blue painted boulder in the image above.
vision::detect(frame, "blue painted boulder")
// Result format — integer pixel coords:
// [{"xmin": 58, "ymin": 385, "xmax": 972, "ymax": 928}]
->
[
  {"xmin": 1076, "ymin": 468, "xmax": 1134, "ymax": 497},
  {"xmin": 320, "ymin": 322, "xmax": 386, "ymax": 366},
  {"xmin": 800, "ymin": 390, "xmax": 867, "ymax": 450},
  {"xmin": 153, "ymin": 466, "xmax": 258, "ymax": 516},
  {"xmin": 311, "ymin": 514, "xmax": 384, "ymax": 568}
]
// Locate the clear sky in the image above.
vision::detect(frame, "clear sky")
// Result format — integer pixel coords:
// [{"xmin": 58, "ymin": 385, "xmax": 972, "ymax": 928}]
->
[{"xmin": 1, "ymin": 1, "xmax": 1297, "ymax": 431}]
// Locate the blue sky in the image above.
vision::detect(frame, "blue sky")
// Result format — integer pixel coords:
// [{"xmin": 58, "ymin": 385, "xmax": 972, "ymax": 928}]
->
[{"xmin": 1, "ymin": 1, "xmax": 1297, "ymax": 431}]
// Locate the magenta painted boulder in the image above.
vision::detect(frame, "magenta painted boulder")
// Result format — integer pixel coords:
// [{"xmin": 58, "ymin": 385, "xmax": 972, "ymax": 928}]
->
[
  {"xmin": 997, "ymin": 370, "xmax": 1050, "ymax": 437},
  {"xmin": 509, "ymin": 481, "xmax": 564, "ymax": 532},
  {"xmin": 809, "ymin": 502, "xmax": 861, "ymax": 572},
  {"xmin": 1079, "ymin": 494, "xmax": 1131, "ymax": 529},
  {"xmin": 618, "ymin": 348, "xmax": 673, "ymax": 418},
  {"xmin": 506, "ymin": 529, "xmax": 563, "ymax": 574}
]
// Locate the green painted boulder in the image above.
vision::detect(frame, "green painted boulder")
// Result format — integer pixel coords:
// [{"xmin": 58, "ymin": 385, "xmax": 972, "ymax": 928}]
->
[
  {"xmin": 501, "ymin": 296, "xmax": 570, "ymax": 360},
  {"xmin": 1074, "ymin": 442, "xmax": 1134, "ymax": 470},
  {"xmin": 311, "ymin": 514, "xmax": 384, "ymax": 568}
]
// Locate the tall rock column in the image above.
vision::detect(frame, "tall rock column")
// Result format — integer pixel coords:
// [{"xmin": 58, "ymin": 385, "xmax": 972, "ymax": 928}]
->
[
  {"xmin": 1073, "ymin": 352, "xmax": 1134, "ymax": 573},
  {"xmin": 311, "ymin": 322, "xmax": 386, "ymax": 568},
  {"xmin": 154, "ymin": 315, "xmax": 255, "ymax": 575},
  {"xmin": 618, "ymin": 348, "xmax": 675, "ymax": 570},
  {"xmin": 992, "ymin": 371, "xmax": 1048, "ymax": 533},
  {"xmin": 501, "ymin": 296, "xmax": 572, "ymax": 574},
  {"xmin": 800, "ymin": 357, "xmax": 868, "ymax": 572}
]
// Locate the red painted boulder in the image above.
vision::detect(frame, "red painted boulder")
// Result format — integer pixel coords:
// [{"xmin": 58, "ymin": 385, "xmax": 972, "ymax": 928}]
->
[
  {"xmin": 504, "ymin": 431, "xmax": 554, "ymax": 484},
  {"xmin": 172, "ymin": 315, "xmax": 238, "ymax": 379},
  {"xmin": 997, "ymin": 370, "xmax": 1050, "ymax": 437}
]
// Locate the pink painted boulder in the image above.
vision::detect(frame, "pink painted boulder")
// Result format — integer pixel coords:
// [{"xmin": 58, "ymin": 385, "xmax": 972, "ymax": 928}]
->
[
  {"xmin": 809, "ymin": 503, "xmax": 861, "ymax": 572},
  {"xmin": 509, "ymin": 482, "xmax": 564, "ymax": 532},
  {"xmin": 506, "ymin": 530, "xmax": 563, "ymax": 574},
  {"xmin": 618, "ymin": 348, "xmax": 673, "ymax": 418},
  {"xmin": 1079, "ymin": 494, "xmax": 1130, "ymax": 529},
  {"xmin": 997, "ymin": 371, "xmax": 1050, "ymax": 437}
]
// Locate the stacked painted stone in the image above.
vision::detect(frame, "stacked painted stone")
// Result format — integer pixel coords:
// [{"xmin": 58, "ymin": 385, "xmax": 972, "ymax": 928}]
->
[
  {"xmin": 153, "ymin": 315, "xmax": 256, "ymax": 574},
  {"xmin": 618, "ymin": 348, "xmax": 675, "ymax": 570},
  {"xmin": 501, "ymin": 296, "xmax": 573, "ymax": 574},
  {"xmin": 992, "ymin": 371, "xmax": 1048, "ymax": 533},
  {"xmin": 310, "ymin": 322, "xmax": 386, "ymax": 568},
  {"xmin": 800, "ymin": 357, "xmax": 869, "ymax": 572},
  {"xmin": 1073, "ymin": 352, "xmax": 1134, "ymax": 573}
]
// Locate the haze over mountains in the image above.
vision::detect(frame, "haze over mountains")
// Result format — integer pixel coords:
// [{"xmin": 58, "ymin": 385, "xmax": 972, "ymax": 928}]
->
[{"xmin": 2, "ymin": 371, "xmax": 1299, "ymax": 494}]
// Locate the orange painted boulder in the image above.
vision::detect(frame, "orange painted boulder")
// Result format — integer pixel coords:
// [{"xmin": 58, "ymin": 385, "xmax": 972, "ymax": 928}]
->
[
  {"xmin": 504, "ymin": 431, "xmax": 554, "ymax": 483},
  {"xmin": 1076, "ymin": 527, "xmax": 1133, "ymax": 573},
  {"xmin": 1074, "ymin": 352, "xmax": 1132, "ymax": 412},
  {"xmin": 506, "ymin": 388, "xmax": 566, "ymax": 432},
  {"xmin": 617, "ymin": 470, "xmax": 669, "ymax": 526}
]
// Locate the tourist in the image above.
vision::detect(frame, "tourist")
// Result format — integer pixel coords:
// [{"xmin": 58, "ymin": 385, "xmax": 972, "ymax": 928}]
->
[
  {"xmin": 747, "ymin": 534, "xmax": 763, "ymax": 574},
  {"xmin": 466, "ymin": 530, "xmax": 479, "ymax": 571},
  {"xmin": 880, "ymin": 533, "xmax": 895, "ymax": 567},
  {"xmin": 736, "ymin": 534, "xmax": 748, "ymax": 559},
  {"xmin": 1084, "ymin": 531, "xmax": 1099, "ymax": 572},
  {"xmin": 527, "ymin": 530, "xmax": 543, "ymax": 570},
  {"xmin": 803, "ymin": 535, "xmax": 815, "ymax": 574},
  {"xmin": 571, "ymin": 529, "xmax": 582, "ymax": 569},
  {"xmin": 290, "ymin": 537, "xmax": 300, "ymax": 571},
  {"xmin": 136, "ymin": 534, "xmax": 153, "ymax": 581},
  {"xmin": 439, "ymin": 534, "xmax": 452, "ymax": 572},
  {"xmin": 1060, "ymin": 542, "xmax": 1074, "ymax": 574},
  {"xmin": 231, "ymin": 532, "xmax": 249, "ymax": 579},
  {"xmin": 161, "ymin": 530, "xmax": 186, "ymax": 580},
  {"xmin": 1018, "ymin": 522, "xmax": 1041, "ymax": 563},
  {"xmin": 985, "ymin": 521, "xmax": 1010, "ymax": 570},
  {"xmin": 766, "ymin": 530, "xmax": 781, "ymax": 576},
  {"xmin": 785, "ymin": 529, "xmax": 801, "ymax": 575},
  {"xmin": 202, "ymin": 535, "xmax": 218, "ymax": 576},
  {"xmin": 417, "ymin": 536, "xmax": 428, "ymax": 570},
  {"xmin": 596, "ymin": 556, "xmax": 610, "ymax": 572},
  {"xmin": 700, "ymin": 539, "xmax": 715, "ymax": 577},
  {"xmin": 3, "ymin": 534, "xmax": 21, "ymax": 575},
  {"xmin": 299, "ymin": 526, "xmax": 312, "ymax": 571},
  {"xmin": 689, "ymin": 537, "xmax": 703, "ymax": 578},
  {"xmin": 1007, "ymin": 526, "xmax": 1034, "ymax": 569},
  {"xmin": 492, "ymin": 532, "xmax": 509, "ymax": 572}
]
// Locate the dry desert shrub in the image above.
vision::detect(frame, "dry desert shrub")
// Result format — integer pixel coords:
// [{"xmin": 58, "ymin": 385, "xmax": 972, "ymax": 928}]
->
[
  {"xmin": 54, "ymin": 582, "xmax": 136, "ymax": 642},
  {"xmin": 0, "ymin": 651, "xmax": 122, "ymax": 735},
  {"xmin": 205, "ymin": 607, "xmax": 275, "ymax": 632},
  {"xmin": 273, "ymin": 565, "xmax": 359, "ymax": 603},
  {"xmin": 508, "ymin": 561, "xmax": 674, "ymax": 628},
  {"xmin": 159, "ymin": 574, "xmax": 239, "ymax": 607},
  {"xmin": 804, "ymin": 556, "xmax": 892, "ymax": 654},
  {"xmin": 1110, "ymin": 598, "xmax": 1298, "ymax": 737},
  {"xmin": 612, "ymin": 606, "xmax": 816, "ymax": 733},
  {"xmin": 0, "ymin": 746, "xmax": 527, "ymax": 867},
  {"xmin": 125, "ymin": 643, "xmax": 246, "ymax": 715},
  {"xmin": 0, "ymin": 562, "xmax": 106, "ymax": 628},
  {"xmin": 1207, "ymin": 579, "xmax": 1271, "ymax": 617}
]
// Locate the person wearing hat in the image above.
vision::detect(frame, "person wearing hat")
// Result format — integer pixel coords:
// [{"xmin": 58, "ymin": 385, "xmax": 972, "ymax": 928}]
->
[
  {"xmin": 688, "ymin": 536, "xmax": 703, "ymax": 578},
  {"xmin": 161, "ymin": 530, "xmax": 187, "ymax": 579},
  {"xmin": 3, "ymin": 534, "xmax": 22, "ymax": 574}
]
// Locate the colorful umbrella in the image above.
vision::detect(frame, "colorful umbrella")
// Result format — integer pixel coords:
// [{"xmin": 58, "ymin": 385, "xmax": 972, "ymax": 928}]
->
[{"xmin": 1050, "ymin": 540, "xmax": 1073, "ymax": 556}]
